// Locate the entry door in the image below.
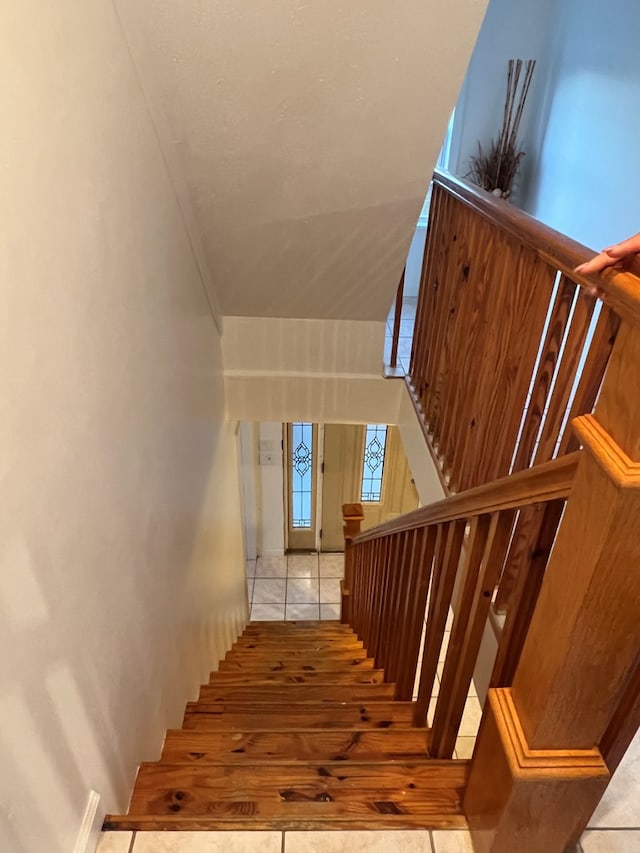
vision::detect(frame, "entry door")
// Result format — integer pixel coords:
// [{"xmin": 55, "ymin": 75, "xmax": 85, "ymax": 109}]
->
[{"xmin": 320, "ymin": 424, "xmax": 364, "ymax": 551}]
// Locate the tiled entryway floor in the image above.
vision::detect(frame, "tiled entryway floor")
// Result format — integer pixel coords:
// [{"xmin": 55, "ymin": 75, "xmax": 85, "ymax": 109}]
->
[
  {"xmin": 246, "ymin": 553, "xmax": 344, "ymax": 621},
  {"xmin": 97, "ymin": 824, "xmax": 640, "ymax": 851}
]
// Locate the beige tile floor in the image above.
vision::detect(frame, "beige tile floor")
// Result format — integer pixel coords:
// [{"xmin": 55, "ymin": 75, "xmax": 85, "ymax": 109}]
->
[{"xmin": 247, "ymin": 553, "xmax": 344, "ymax": 621}]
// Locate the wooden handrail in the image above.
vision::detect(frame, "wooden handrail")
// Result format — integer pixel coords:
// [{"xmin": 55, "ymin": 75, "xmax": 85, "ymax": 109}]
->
[
  {"xmin": 352, "ymin": 452, "xmax": 579, "ymax": 545},
  {"xmin": 433, "ymin": 168, "xmax": 640, "ymax": 327}
]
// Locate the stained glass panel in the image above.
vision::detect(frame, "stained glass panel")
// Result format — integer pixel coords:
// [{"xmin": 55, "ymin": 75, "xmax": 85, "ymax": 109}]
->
[
  {"xmin": 361, "ymin": 424, "xmax": 388, "ymax": 502},
  {"xmin": 291, "ymin": 422, "xmax": 313, "ymax": 528}
]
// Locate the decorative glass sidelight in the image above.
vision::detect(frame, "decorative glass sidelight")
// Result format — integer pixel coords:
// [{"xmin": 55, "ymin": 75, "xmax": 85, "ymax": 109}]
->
[
  {"xmin": 291, "ymin": 422, "xmax": 313, "ymax": 528},
  {"xmin": 361, "ymin": 424, "xmax": 388, "ymax": 502}
]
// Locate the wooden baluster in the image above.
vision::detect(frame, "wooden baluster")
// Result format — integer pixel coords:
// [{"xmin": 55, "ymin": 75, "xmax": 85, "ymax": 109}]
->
[
  {"xmin": 341, "ymin": 503, "xmax": 364, "ymax": 625},
  {"xmin": 430, "ymin": 511, "xmax": 514, "ymax": 758},
  {"xmin": 377, "ymin": 533, "xmax": 399, "ymax": 673},
  {"xmin": 490, "ymin": 500, "xmax": 564, "ymax": 687},
  {"xmin": 413, "ymin": 519, "xmax": 466, "ymax": 727},
  {"xmin": 389, "ymin": 268, "xmax": 405, "ymax": 370},
  {"xmin": 511, "ymin": 276, "xmax": 576, "ymax": 474},
  {"xmin": 379, "ymin": 531, "xmax": 408, "ymax": 676},
  {"xmin": 387, "ymin": 529, "xmax": 417, "ymax": 687},
  {"xmin": 466, "ymin": 319, "xmax": 640, "ymax": 853},
  {"xmin": 558, "ymin": 303, "xmax": 621, "ymax": 455},
  {"xmin": 374, "ymin": 536, "xmax": 394, "ymax": 666},
  {"xmin": 397, "ymin": 527, "xmax": 437, "ymax": 701},
  {"xmin": 532, "ymin": 284, "xmax": 596, "ymax": 466},
  {"xmin": 493, "ymin": 504, "xmax": 542, "ymax": 614}
]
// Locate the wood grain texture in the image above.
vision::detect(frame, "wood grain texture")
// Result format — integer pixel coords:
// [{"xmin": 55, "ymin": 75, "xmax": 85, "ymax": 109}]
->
[
  {"xmin": 183, "ymin": 701, "xmax": 415, "ymax": 731},
  {"xmin": 161, "ymin": 728, "xmax": 429, "ymax": 762}
]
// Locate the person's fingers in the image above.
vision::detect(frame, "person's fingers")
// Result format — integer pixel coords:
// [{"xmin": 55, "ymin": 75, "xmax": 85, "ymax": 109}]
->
[
  {"xmin": 575, "ymin": 251, "xmax": 617, "ymax": 275},
  {"xmin": 606, "ymin": 233, "xmax": 640, "ymax": 258}
]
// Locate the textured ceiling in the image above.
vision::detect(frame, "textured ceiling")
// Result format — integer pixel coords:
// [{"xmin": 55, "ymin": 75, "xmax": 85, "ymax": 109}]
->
[{"xmin": 116, "ymin": 1, "xmax": 488, "ymax": 320}]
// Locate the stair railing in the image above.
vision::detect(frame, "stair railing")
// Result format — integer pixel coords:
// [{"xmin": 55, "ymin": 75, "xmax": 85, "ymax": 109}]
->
[
  {"xmin": 349, "ymin": 172, "xmax": 640, "ymax": 849},
  {"xmin": 344, "ymin": 452, "xmax": 579, "ymax": 755}
]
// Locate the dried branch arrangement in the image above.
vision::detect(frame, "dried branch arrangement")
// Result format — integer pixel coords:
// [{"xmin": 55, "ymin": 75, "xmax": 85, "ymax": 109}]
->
[{"xmin": 467, "ymin": 59, "xmax": 536, "ymax": 199}]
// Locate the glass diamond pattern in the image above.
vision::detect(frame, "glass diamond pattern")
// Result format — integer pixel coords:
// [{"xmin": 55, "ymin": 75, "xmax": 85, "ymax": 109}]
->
[
  {"xmin": 361, "ymin": 424, "xmax": 388, "ymax": 502},
  {"xmin": 291, "ymin": 423, "xmax": 313, "ymax": 528}
]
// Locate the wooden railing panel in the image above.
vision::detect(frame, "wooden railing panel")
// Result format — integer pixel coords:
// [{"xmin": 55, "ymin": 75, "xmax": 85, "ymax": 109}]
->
[
  {"xmin": 410, "ymin": 184, "xmax": 442, "ymax": 383},
  {"xmin": 457, "ymin": 247, "xmax": 558, "ymax": 492},
  {"xmin": 409, "ymin": 169, "xmax": 623, "ymax": 497},
  {"xmin": 426, "ymin": 201, "xmax": 477, "ymax": 441},
  {"xmin": 440, "ymin": 217, "xmax": 501, "ymax": 486},
  {"xmin": 420, "ymin": 189, "xmax": 462, "ymax": 424}
]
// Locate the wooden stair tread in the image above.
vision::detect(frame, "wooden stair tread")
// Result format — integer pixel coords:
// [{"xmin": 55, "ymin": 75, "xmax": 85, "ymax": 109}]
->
[
  {"xmin": 208, "ymin": 670, "xmax": 385, "ymax": 685},
  {"xmin": 232, "ymin": 639, "xmax": 366, "ymax": 651},
  {"xmin": 220, "ymin": 655, "xmax": 374, "ymax": 670},
  {"xmin": 198, "ymin": 683, "xmax": 396, "ymax": 703},
  {"xmin": 125, "ymin": 760, "xmax": 467, "ymax": 824},
  {"xmin": 183, "ymin": 701, "xmax": 415, "ymax": 730},
  {"xmin": 161, "ymin": 728, "xmax": 429, "ymax": 761}
]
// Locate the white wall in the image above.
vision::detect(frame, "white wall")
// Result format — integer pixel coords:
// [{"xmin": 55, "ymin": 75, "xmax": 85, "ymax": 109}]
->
[
  {"xmin": 223, "ymin": 316, "xmax": 404, "ymax": 425},
  {"xmin": 397, "ymin": 386, "xmax": 447, "ymax": 507},
  {"xmin": 450, "ymin": 0, "xmax": 555, "ymax": 206},
  {"xmin": 404, "ymin": 226, "xmax": 428, "ymax": 300},
  {"xmin": 238, "ymin": 422, "xmax": 261, "ymax": 561},
  {"xmin": 258, "ymin": 424, "xmax": 286, "ymax": 556},
  {"xmin": 526, "ymin": 0, "xmax": 640, "ymax": 250},
  {"xmin": 0, "ymin": 3, "xmax": 247, "ymax": 851}
]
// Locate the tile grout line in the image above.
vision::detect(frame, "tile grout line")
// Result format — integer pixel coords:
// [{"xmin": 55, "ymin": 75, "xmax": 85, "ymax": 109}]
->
[
  {"xmin": 428, "ymin": 828, "xmax": 436, "ymax": 853},
  {"xmin": 281, "ymin": 829, "xmax": 286, "ymax": 853},
  {"xmin": 128, "ymin": 830, "xmax": 136, "ymax": 853}
]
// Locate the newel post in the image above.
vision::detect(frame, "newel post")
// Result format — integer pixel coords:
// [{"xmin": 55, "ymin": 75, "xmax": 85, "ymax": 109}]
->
[
  {"xmin": 340, "ymin": 503, "xmax": 364, "ymax": 625},
  {"xmin": 465, "ymin": 319, "xmax": 640, "ymax": 852}
]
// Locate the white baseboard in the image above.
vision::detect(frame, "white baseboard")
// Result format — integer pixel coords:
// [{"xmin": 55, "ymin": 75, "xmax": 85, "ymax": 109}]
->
[
  {"xmin": 260, "ymin": 549, "xmax": 285, "ymax": 557},
  {"xmin": 73, "ymin": 790, "xmax": 103, "ymax": 853}
]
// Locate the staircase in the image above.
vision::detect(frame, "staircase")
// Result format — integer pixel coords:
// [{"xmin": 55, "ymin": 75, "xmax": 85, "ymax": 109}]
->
[{"xmin": 105, "ymin": 620, "xmax": 468, "ymax": 832}]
